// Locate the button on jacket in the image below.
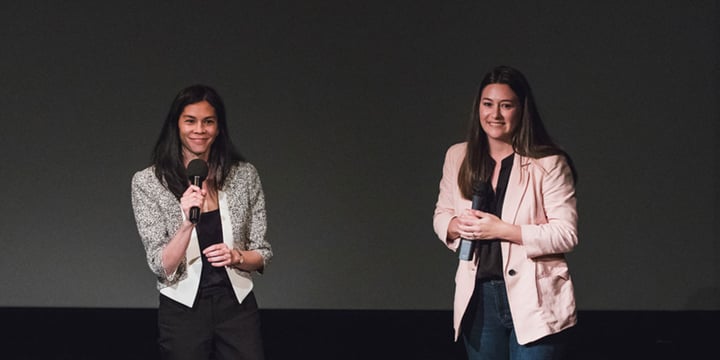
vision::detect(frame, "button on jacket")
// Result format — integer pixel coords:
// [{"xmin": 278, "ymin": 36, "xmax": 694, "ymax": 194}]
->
[{"xmin": 433, "ymin": 142, "xmax": 578, "ymax": 345}]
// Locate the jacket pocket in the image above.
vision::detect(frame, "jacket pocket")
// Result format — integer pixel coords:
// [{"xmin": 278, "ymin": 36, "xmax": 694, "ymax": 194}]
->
[{"xmin": 535, "ymin": 261, "xmax": 571, "ymax": 307}]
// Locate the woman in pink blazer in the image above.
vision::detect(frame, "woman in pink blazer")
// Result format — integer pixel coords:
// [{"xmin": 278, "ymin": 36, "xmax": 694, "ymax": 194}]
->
[{"xmin": 433, "ymin": 65, "xmax": 578, "ymax": 359}]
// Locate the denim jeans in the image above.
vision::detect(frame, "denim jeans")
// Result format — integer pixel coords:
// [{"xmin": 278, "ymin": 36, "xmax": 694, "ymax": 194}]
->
[{"xmin": 462, "ymin": 279, "xmax": 570, "ymax": 360}]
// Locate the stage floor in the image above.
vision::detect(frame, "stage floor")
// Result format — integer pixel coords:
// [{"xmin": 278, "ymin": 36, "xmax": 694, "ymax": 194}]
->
[{"xmin": 1, "ymin": 308, "xmax": 714, "ymax": 359}]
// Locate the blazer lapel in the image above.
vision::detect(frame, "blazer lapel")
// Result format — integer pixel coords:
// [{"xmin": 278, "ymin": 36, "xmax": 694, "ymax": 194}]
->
[
  {"xmin": 218, "ymin": 190, "xmax": 234, "ymax": 247},
  {"xmin": 500, "ymin": 154, "xmax": 531, "ymax": 261}
]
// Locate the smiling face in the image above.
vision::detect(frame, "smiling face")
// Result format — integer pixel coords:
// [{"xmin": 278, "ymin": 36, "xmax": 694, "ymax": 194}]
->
[
  {"xmin": 478, "ymin": 83, "xmax": 521, "ymax": 145},
  {"xmin": 178, "ymin": 100, "xmax": 219, "ymax": 163}
]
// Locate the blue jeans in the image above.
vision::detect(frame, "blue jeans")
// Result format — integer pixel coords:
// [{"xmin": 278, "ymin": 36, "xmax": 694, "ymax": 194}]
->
[{"xmin": 461, "ymin": 280, "xmax": 570, "ymax": 360}]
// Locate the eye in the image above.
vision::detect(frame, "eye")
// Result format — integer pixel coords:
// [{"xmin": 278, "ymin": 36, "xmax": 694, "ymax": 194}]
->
[
  {"xmin": 501, "ymin": 103, "xmax": 514, "ymax": 109},
  {"xmin": 481, "ymin": 101, "xmax": 493, "ymax": 107}
]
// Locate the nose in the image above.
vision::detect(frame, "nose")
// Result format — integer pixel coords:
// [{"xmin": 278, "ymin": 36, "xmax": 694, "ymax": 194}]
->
[
  {"xmin": 193, "ymin": 122, "xmax": 206, "ymax": 133},
  {"xmin": 494, "ymin": 105, "xmax": 503, "ymax": 119}
]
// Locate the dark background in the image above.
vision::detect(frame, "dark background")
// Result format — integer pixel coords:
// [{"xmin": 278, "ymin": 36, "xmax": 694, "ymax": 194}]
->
[{"xmin": 0, "ymin": 1, "xmax": 717, "ymax": 314}]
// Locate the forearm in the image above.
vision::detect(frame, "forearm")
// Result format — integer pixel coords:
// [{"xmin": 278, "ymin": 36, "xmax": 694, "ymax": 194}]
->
[
  {"xmin": 230, "ymin": 249, "xmax": 265, "ymax": 272},
  {"xmin": 161, "ymin": 220, "xmax": 195, "ymax": 276},
  {"xmin": 497, "ymin": 222, "xmax": 523, "ymax": 245}
]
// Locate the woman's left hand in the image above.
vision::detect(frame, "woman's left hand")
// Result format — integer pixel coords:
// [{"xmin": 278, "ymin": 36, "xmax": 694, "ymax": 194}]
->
[
  {"xmin": 458, "ymin": 209, "xmax": 504, "ymax": 240},
  {"xmin": 460, "ymin": 209, "xmax": 523, "ymax": 244},
  {"xmin": 472, "ymin": 210, "xmax": 504, "ymax": 239},
  {"xmin": 202, "ymin": 243, "xmax": 233, "ymax": 267}
]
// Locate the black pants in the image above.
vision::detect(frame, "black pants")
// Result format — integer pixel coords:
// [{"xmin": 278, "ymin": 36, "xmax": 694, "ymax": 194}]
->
[{"xmin": 158, "ymin": 288, "xmax": 265, "ymax": 360}]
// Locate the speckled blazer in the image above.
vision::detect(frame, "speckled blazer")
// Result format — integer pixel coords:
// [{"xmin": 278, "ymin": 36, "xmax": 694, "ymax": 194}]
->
[{"xmin": 131, "ymin": 161, "xmax": 273, "ymax": 307}]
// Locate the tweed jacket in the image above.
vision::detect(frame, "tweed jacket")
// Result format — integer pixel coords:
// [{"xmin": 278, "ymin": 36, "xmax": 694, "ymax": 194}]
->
[
  {"xmin": 131, "ymin": 161, "xmax": 272, "ymax": 307},
  {"xmin": 433, "ymin": 142, "xmax": 578, "ymax": 345}
]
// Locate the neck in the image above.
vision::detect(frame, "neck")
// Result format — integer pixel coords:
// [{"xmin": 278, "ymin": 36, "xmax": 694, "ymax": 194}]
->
[
  {"xmin": 488, "ymin": 140, "xmax": 514, "ymax": 162},
  {"xmin": 182, "ymin": 151, "xmax": 209, "ymax": 168}
]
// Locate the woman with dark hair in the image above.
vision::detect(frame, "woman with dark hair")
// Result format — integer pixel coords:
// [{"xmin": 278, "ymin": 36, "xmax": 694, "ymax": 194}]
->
[
  {"xmin": 131, "ymin": 84, "xmax": 272, "ymax": 360},
  {"xmin": 433, "ymin": 66, "xmax": 578, "ymax": 359}
]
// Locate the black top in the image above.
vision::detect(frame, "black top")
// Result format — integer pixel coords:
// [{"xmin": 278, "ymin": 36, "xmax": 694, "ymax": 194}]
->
[
  {"xmin": 476, "ymin": 154, "xmax": 514, "ymax": 281},
  {"xmin": 197, "ymin": 209, "xmax": 232, "ymax": 290}
]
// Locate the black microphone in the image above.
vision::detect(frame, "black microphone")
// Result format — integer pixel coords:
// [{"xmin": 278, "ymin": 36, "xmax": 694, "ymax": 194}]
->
[
  {"xmin": 458, "ymin": 181, "xmax": 493, "ymax": 261},
  {"xmin": 186, "ymin": 159, "xmax": 209, "ymax": 224}
]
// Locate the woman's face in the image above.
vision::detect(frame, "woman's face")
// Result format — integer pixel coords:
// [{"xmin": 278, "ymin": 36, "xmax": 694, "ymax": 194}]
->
[
  {"xmin": 478, "ymin": 83, "xmax": 520, "ymax": 144},
  {"xmin": 178, "ymin": 100, "xmax": 219, "ymax": 162}
]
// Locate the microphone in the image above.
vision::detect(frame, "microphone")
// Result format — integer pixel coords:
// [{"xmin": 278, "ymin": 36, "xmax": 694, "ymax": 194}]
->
[
  {"xmin": 458, "ymin": 181, "xmax": 493, "ymax": 261},
  {"xmin": 186, "ymin": 158, "xmax": 209, "ymax": 224}
]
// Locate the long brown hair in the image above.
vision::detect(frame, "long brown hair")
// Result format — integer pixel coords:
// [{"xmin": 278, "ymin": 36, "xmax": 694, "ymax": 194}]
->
[{"xmin": 458, "ymin": 65, "xmax": 577, "ymax": 199}]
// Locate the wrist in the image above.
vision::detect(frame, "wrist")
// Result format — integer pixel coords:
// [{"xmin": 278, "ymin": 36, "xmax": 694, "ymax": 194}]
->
[
  {"xmin": 232, "ymin": 249, "xmax": 245, "ymax": 267},
  {"xmin": 447, "ymin": 217, "xmax": 461, "ymax": 240},
  {"xmin": 181, "ymin": 218, "xmax": 195, "ymax": 228}
]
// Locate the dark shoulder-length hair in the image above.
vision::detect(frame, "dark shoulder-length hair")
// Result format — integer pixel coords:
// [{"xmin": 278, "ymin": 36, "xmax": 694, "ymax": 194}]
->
[
  {"xmin": 151, "ymin": 84, "xmax": 245, "ymax": 199},
  {"xmin": 458, "ymin": 65, "xmax": 577, "ymax": 199}
]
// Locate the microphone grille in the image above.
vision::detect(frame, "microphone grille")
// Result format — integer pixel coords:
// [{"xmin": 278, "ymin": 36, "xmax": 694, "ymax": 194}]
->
[{"xmin": 186, "ymin": 159, "xmax": 209, "ymax": 180}]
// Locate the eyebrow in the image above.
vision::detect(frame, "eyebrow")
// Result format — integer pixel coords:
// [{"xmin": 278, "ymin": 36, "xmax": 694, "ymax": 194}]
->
[
  {"xmin": 181, "ymin": 115, "xmax": 217, "ymax": 119},
  {"xmin": 481, "ymin": 97, "xmax": 516, "ymax": 102}
]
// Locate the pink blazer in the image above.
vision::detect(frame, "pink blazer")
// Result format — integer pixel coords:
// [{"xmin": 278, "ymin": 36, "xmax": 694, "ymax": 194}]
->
[{"xmin": 433, "ymin": 142, "xmax": 578, "ymax": 345}]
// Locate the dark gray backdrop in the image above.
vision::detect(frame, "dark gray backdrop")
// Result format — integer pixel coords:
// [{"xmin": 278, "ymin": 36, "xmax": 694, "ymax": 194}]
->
[{"xmin": 1, "ymin": 1, "xmax": 717, "ymax": 310}]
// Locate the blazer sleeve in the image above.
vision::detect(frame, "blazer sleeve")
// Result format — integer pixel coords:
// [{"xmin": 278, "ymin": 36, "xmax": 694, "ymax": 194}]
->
[
  {"xmin": 433, "ymin": 143, "xmax": 465, "ymax": 250},
  {"xmin": 242, "ymin": 163, "xmax": 273, "ymax": 271},
  {"xmin": 520, "ymin": 155, "xmax": 578, "ymax": 258},
  {"xmin": 131, "ymin": 170, "xmax": 186, "ymax": 284}
]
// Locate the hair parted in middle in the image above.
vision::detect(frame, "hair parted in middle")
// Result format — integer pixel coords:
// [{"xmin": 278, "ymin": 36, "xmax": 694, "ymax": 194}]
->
[
  {"xmin": 151, "ymin": 84, "xmax": 246, "ymax": 199},
  {"xmin": 457, "ymin": 65, "xmax": 576, "ymax": 199}
]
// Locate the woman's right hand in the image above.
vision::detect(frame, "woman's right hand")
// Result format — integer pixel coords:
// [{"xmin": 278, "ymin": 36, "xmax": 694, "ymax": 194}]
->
[
  {"xmin": 161, "ymin": 184, "xmax": 206, "ymax": 276},
  {"xmin": 180, "ymin": 184, "xmax": 206, "ymax": 221}
]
